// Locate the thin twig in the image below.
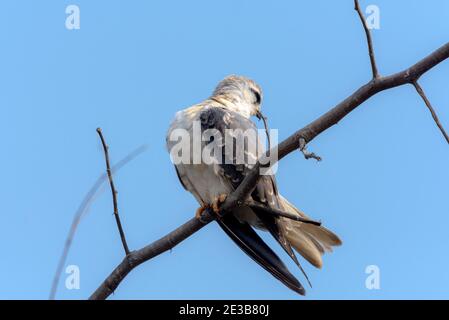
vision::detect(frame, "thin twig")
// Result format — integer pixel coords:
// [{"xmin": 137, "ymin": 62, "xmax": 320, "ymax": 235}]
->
[
  {"xmin": 49, "ymin": 145, "xmax": 147, "ymax": 300},
  {"xmin": 354, "ymin": 0, "xmax": 380, "ymax": 79},
  {"xmin": 412, "ymin": 81, "xmax": 449, "ymax": 144},
  {"xmin": 96, "ymin": 128, "xmax": 130, "ymax": 255},
  {"xmin": 299, "ymin": 138, "xmax": 322, "ymax": 161},
  {"xmin": 248, "ymin": 202, "xmax": 322, "ymax": 226},
  {"xmin": 260, "ymin": 112, "xmax": 271, "ymax": 151}
]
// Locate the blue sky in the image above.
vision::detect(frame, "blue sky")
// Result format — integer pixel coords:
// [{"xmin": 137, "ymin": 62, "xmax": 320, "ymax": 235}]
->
[{"xmin": 1, "ymin": 0, "xmax": 448, "ymax": 299}]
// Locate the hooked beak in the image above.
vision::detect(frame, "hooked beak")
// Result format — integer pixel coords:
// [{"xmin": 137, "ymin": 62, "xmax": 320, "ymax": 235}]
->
[{"xmin": 256, "ymin": 110, "xmax": 263, "ymax": 120}]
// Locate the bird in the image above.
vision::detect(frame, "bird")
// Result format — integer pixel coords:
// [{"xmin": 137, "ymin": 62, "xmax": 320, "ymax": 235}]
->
[{"xmin": 166, "ymin": 75, "xmax": 341, "ymax": 295}]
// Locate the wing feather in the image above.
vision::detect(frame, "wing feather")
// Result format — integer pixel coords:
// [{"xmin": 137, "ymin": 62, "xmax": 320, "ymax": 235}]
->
[{"xmin": 199, "ymin": 106, "xmax": 307, "ymax": 292}]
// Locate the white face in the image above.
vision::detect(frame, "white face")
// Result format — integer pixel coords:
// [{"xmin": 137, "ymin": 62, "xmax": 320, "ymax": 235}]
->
[{"xmin": 212, "ymin": 75, "xmax": 263, "ymax": 118}]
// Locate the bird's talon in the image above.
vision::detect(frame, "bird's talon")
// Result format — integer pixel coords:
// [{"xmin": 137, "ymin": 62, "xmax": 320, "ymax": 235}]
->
[
  {"xmin": 195, "ymin": 205, "xmax": 208, "ymax": 220},
  {"xmin": 218, "ymin": 194, "xmax": 227, "ymax": 203},
  {"xmin": 212, "ymin": 194, "xmax": 227, "ymax": 217}
]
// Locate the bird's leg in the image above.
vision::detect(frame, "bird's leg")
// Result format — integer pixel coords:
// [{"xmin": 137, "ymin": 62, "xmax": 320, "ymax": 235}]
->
[
  {"xmin": 212, "ymin": 194, "xmax": 227, "ymax": 217},
  {"xmin": 195, "ymin": 204, "xmax": 209, "ymax": 220}
]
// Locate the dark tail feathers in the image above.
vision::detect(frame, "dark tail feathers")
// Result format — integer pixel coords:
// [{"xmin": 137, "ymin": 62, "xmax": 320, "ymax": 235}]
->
[{"xmin": 217, "ymin": 214, "xmax": 305, "ymax": 295}]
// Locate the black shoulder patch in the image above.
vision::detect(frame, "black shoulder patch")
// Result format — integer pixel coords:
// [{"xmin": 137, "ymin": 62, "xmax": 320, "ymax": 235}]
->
[
  {"xmin": 200, "ymin": 107, "xmax": 227, "ymax": 131},
  {"xmin": 198, "ymin": 106, "xmax": 262, "ymax": 191}
]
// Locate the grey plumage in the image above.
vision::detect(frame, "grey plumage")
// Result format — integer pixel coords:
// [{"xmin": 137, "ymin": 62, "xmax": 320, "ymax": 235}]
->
[{"xmin": 166, "ymin": 75, "xmax": 341, "ymax": 295}]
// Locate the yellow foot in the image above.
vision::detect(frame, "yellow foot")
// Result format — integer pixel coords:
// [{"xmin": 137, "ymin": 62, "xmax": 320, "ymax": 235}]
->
[
  {"xmin": 212, "ymin": 194, "xmax": 228, "ymax": 216},
  {"xmin": 195, "ymin": 205, "xmax": 208, "ymax": 220}
]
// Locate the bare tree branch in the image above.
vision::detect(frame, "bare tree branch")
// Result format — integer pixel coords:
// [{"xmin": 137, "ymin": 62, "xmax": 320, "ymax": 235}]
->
[
  {"xmin": 412, "ymin": 81, "xmax": 449, "ymax": 144},
  {"xmin": 90, "ymin": 211, "xmax": 213, "ymax": 300},
  {"xmin": 49, "ymin": 145, "xmax": 147, "ymax": 300},
  {"xmin": 354, "ymin": 0, "xmax": 447, "ymax": 145},
  {"xmin": 354, "ymin": 0, "xmax": 379, "ymax": 79},
  {"xmin": 97, "ymin": 128, "xmax": 131, "ymax": 255},
  {"xmin": 89, "ymin": 40, "xmax": 449, "ymax": 300}
]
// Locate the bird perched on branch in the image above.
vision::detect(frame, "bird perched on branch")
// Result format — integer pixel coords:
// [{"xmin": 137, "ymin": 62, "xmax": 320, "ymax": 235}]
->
[{"xmin": 166, "ymin": 75, "xmax": 341, "ymax": 295}]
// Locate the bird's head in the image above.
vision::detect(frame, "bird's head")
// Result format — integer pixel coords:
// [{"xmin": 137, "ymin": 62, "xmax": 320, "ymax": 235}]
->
[{"xmin": 211, "ymin": 75, "xmax": 263, "ymax": 119}]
